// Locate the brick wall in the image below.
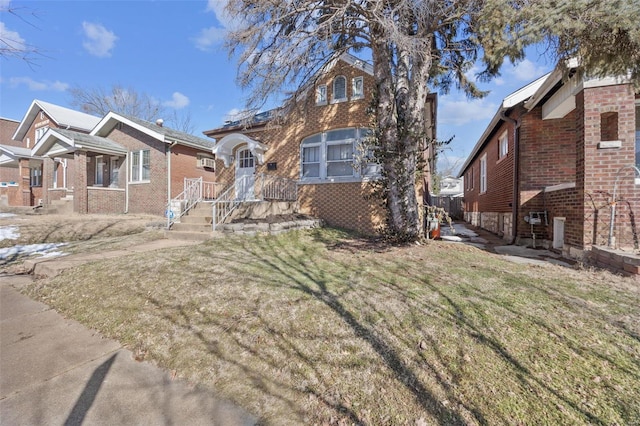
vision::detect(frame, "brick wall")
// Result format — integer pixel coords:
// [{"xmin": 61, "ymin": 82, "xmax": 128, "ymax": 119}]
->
[
  {"xmin": 462, "ymin": 119, "xmax": 515, "ymax": 238},
  {"xmin": 169, "ymin": 144, "xmax": 216, "ymax": 198},
  {"xmin": 106, "ymin": 125, "xmax": 167, "ymax": 215},
  {"xmin": 0, "ymin": 119, "xmax": 21, "ymax": 186},
  {"xmin": 579, "ymin": 85, "xmax": 638, "ymax": 250},
  {"xmin": 88, "ymin": 187, "xmax": 125, "ymax": 214}
]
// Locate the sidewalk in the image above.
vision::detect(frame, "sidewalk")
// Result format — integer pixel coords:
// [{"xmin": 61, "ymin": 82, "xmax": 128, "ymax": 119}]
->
[{"xmin": 0, "ymin": 274, "xmax": 257, "ymax": 425}]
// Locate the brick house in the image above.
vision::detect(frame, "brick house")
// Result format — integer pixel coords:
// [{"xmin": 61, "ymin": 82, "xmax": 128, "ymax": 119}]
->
[
  {"xmin": 0, "ymin": 100, "xmax": 100, "ymax": 207},
  {"xmin": 31, "ymin": 111, "xmax": 216, "ymax": 215},
  {"xmin": 204, "ymin": 54, "xmax": 437, "ymax": 235},
  {"xmin": 0, "ymin": 117, "xmax": 21, "ymax": 206},
  {"xmin": 458, "ymin": 62, "xmax": 639, "ymax": 259}
]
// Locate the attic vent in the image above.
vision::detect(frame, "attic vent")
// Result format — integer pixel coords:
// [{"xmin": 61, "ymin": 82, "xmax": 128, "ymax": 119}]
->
[{"xmin": 198, "ymin": 157, "xmax": 215, "ymax": 169}]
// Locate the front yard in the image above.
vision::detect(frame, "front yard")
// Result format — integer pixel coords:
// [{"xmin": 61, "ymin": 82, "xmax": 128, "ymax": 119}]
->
[{"xmin": 23, "ymin": 227, "xmax": 640, "ymax": 425}]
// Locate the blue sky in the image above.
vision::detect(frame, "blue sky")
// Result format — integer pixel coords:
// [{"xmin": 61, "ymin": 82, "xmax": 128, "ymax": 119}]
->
[{"xmin": 1, "ymin": 0, "xmax": 554, "ymax": 174}]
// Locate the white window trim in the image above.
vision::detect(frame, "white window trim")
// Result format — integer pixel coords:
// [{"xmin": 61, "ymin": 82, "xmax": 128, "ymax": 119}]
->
[
  {"xmin": 498, "ymin": 131, "xmax": 508, "ymax": 159},
  {"xmin": 95, "ymin": 155, "xmax": 105, "ymax": 186},
  {"xmin": 332, "ymin": 75, "xmax": 348, "ymax": 103},
  {"xmin": 479, "ymin": 154, "xmax": 487, "ymax": 194},
  {"xmin": 351, "ymin": 76, "xmax": 364, "ymax": 100},
  {"xmin": 300, "ymin": 128, "xmax": 377, "ymax": 182},
  {"xmin": 316, "ymin": 84, "xmax": 327, "ymax": 105},
  {"xmin": 129, "ymin": 149, "xmax": 151, "ymax": 183}
]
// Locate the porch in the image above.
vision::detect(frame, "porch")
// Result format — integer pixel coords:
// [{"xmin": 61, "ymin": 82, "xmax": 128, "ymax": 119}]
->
[{"xmin": 166, "ymin": 174, "xmax": 299, "ymax": 234}]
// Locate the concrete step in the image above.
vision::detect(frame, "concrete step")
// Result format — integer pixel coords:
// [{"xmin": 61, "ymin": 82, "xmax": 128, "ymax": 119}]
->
[
  {"xmin": 180, "ymin": 215, "xmax": 213, "ymax": 225},
  {"xmin": 171, "ymin": 222, "xmax": 213, "ymax": 233},
  {"xmin": 164, "ymin": 230, "xmax": 223, "ymax": 241}
]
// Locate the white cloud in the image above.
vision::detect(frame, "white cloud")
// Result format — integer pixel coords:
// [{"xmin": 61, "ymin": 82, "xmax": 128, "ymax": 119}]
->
[
  {"xmin": 438, "ymin": 96, "xmax": 498, "ymax": 126},
  {"xmin": 192, "ymin": 26, "xmax": 227, "ymax": 52},
  {"xmin": 9, "ymin": 76, "xmax": 69, "ymax": 91},
  {"xmin": 0, "ymin": 0, "xmax": 11, "ymax": 10},
  {"xmin": 193, "ymin": 0, "xmax": 243, "ymax": 51},
  {"xmin": 504, "ymin": 58, "xmax": 549, "ymax": 82},
  {"xmin": 0, "ymin": 21, "xmax": 26, "ymax": 52},
  {"xmin": 163, "ymin": 92, "xmax": 190, "ymax": 109},
  {"xmin": 81, "ymin": 22, "xmax": 117, "ymax": 58}
]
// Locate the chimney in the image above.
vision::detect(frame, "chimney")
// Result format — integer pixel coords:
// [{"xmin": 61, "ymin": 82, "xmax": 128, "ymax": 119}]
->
[{"xmin": 156, "ymin": 118, "xmax": 164, "ymax": 127}]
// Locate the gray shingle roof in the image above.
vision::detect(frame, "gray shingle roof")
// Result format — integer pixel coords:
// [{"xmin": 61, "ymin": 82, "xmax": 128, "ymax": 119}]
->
[
  {"xmin": 53, "ymin": 128, "xmax": 127, "ymax": 154},
  {"xmin": 116, "ymin": 114, "xmax": 215, "ymax": 150}
]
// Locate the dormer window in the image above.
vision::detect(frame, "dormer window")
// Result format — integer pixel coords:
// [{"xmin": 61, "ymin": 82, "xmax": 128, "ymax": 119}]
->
[
  {"xmin": 332, "ymin": 76, "xmax": 347, "ymax": 103},
  {"xmin": 316, "ymin": 84, "xmax": 327, "ymax": 105}
]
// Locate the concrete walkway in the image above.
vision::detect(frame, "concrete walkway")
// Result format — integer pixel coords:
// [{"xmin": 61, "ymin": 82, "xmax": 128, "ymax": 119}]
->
[{"xmin": 0, "ymin": 274, "xmax": 257, "ymax": 425}]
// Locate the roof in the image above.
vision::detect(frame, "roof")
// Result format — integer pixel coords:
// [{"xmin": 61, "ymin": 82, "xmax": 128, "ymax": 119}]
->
[
  {"xmin": 32, "ymin": 128, "xmax": 127, "ymax": 157},
  {"xmin": 13, "ymin": 100, "xmax": 101, "ymax": 141},
  {"xmin": 0, "ymin": 143, "xmax": 39, "ymax": 166},
  {"xmin": 92, "ymin": 112, "xmax": 215, "ymax": 151},
  {"xmin": 457, "ymin": 73, "xmax": 551, "ymax": 177}
]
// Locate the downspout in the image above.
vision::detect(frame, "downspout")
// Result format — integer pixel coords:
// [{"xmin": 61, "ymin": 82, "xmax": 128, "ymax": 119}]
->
[
  {"xmin": 167, "ymin": 140, "xmax": 179, "ymax": 206},
  {"xmin": 125, "ymin": 153, "xmax": 129, "ymax": 213},
  {"xmin": 500, "ymin": 111, "xmax": 521, "ymax": 244}
]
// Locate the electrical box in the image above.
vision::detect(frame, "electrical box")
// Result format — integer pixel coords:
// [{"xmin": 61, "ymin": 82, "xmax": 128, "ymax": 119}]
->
[{"xmin": 526, "ymin": 211, "xmax": 548, "ymax": 226}]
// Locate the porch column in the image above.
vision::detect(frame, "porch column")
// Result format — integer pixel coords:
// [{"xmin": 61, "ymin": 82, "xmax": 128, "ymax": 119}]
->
[
  {"xmin": 18, "ymin": 158, "xmax": 31, "ymax": 206},
  {"xmin": 42, "ymin": 157, "xmax": 55, "ymax": 206},
  {"xmin": 74, "ymin": 151, "xmax": 88, "ymax": 214}
]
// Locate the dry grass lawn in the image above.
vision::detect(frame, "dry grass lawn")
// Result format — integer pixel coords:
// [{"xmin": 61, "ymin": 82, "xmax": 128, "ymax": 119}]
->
[{"xmin": 20, "ymin": 225, "xmax": 640, "ymax": 425}]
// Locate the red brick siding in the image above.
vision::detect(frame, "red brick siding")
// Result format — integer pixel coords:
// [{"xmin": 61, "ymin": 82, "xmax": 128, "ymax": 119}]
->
[
  {"xmin": 463, "ymin": 120, "xmax": 515, "ymax": 215},
  {"xmin": 579, "ymin": 85, "xmax": 638, "ymax": 249},
  {"xmin": 539, "ymin": 187, "xmax": 582, "ymax": 247},
  {"xmin": 0, "ymin": 119, "xmax": 21, "ymax": 186},
  {"xmin": 169, "ymin": 144, "xmax": 216, "ymax": 198},
  {"xmin": 106, "ymin": 125, "xmax": 167, "ymax": 215},
  {"xmin": 88, "ymin": 188, "xmax": 125, "ymax": 214}
]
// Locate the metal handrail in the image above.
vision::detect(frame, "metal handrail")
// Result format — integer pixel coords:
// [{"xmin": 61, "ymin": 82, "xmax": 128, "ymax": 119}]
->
[
  {"xmin": 166, "ymin": 177, "xmax": 202, "ymax": 229},
  {"xmin": 211, "ymin": 177, "xmax": 245, "ymax": 231},
  {"xmin": 256, "ymin": 173, "xmax": 298, "ymax": 201}
]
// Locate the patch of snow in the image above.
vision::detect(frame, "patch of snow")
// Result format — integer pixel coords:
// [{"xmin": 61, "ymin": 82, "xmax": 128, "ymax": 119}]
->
[
  {"xmin": 441, "ymin": 235, "xmax": 464, "ymax": 242},
  {"xmin": 0, "ymin": 213, "xmax": 17, "ymax": 219},
  {"xmin": 0, "ymin": 226, "xmax": 20, "ymax": 241},
  {"xmin": 0, "ymin": 243, "xmax": 67, "ymax": 260}
]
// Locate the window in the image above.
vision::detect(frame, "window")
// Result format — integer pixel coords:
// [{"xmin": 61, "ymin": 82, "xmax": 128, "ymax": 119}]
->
[
  {"xmin": 332, "ymin": 76, "xmax": 347, "ymax": 102},
  {"xmin": 130, "ymin": 149, "xmax": 150, "ymax": 182},
  {"xmin": 498, "ymin": 131, "xmax": 508, "ymax": 159},
  {"xmin": 35, "ymin": 126, "xmax": 49, "ymax": 142},
  {"xmin": 316, "ymin": 85, "xmax": 327, "ymax": 105},
  {"xmin": 479, "ymin": 154, "xmax": 487, "ymax": 194},
  {"xmin": 238, "ymin": 149, "xmax": 254, "ymax": 169},
  {"xmin": 30, "ymin": 166, "xmax": 42, "ymax": 187},
  {"xmin": 300, "ymin": 128, "xmax": 375, "ymax": 180},
  {"xmin": 352, "ymin": 76, "xmax": 364, "ymax": 99},
  {"xmin": 95, "ymin": 156, "xmax": 105, "ymax": 186}
]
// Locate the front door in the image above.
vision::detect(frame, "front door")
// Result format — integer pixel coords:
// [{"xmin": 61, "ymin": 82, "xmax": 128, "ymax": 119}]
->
[{"xmin": 235, "ymin": 148, "xmax": 255, "ymax": 200}]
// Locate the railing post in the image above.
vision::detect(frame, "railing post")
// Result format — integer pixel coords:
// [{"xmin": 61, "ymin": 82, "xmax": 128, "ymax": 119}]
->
[{"xmin": 259, "ymin": 173, "xmax": 265, "ymax": 201}]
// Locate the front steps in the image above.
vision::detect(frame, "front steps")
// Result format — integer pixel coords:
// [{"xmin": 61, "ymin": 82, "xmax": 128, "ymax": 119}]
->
[
  {"xmin": 42, "ymin": 195, "xmax": 74, "ymax": 215},
  {"xmin": 166, "ymin": 200, "xmax": 322, "ymax": 240}
]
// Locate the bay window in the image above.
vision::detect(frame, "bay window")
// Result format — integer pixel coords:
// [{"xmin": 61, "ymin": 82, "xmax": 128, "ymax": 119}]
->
[{"xmin": 300, "ymin": 128, "xmax": 377, "ymax": 181}]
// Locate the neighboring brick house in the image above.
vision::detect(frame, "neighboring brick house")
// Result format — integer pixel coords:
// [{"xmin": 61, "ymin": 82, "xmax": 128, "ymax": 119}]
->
[
  {"xmin": 0, "ymin": 100, "xmax": 100, "ymax": 207},
  {"xmin": 458, "ymin": 62, "xmax": 639, "ymax": 259},
  {"xmin": 32, "ymin": 111, "xmax": 216, "ymax": 215},
  {"xmin": 204, "ymin": 54, "xmax": 438, "ymax": 235},
  {"xmin": 0, "ymin": 117, "xmax": 21, "ymax": 206}
]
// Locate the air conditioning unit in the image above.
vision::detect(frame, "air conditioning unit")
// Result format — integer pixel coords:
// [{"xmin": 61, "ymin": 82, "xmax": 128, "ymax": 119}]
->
[{"xmin": 198, "ymin": 157, "xmax": 215, "ymax": 169}]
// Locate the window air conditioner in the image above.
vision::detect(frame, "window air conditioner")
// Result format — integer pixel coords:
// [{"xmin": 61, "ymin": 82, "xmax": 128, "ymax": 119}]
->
[{"xmin": 199, "ymin": 158, "xmax": 215, "ymax": 169}]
